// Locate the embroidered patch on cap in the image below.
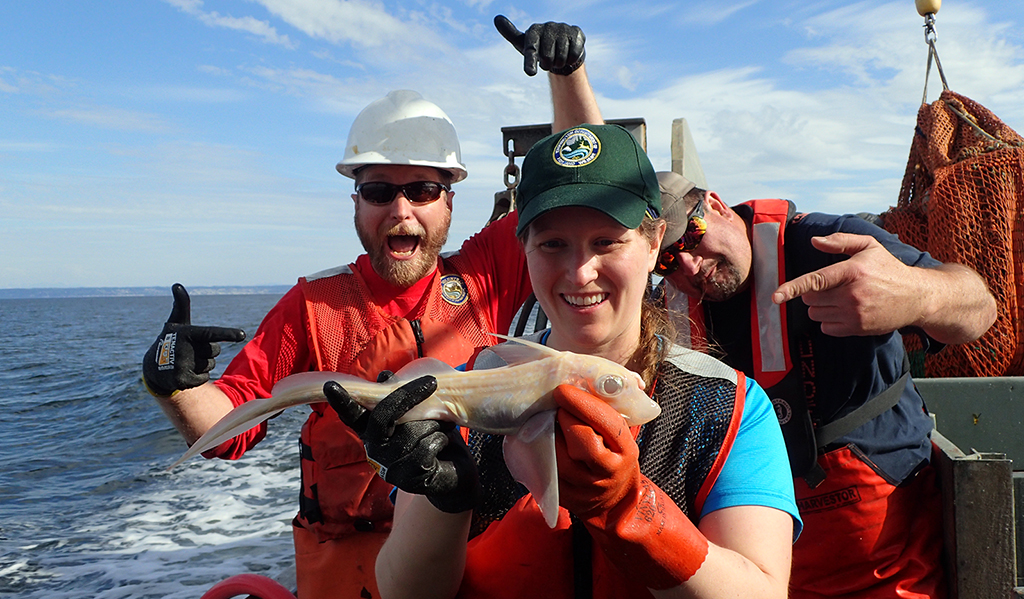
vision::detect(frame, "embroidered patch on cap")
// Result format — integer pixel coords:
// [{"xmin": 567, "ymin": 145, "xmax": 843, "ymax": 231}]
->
[
  {"xmin": 552, "ymin": 127, "xmax": 601, "ymax": 168},
  {"xmin": 440, "ymin": 274, "xmax": 468, "ymax": 305}
]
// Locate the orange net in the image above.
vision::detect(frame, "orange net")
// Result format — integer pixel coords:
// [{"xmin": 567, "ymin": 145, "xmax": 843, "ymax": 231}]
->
[{"xmin": 882, "ymin": 90, "xmax": 1024, "ymax": 377}]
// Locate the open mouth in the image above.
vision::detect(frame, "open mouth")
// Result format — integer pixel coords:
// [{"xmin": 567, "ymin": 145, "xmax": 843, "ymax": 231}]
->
[
  {"xmin": 562, "ymin": 293, "xmax": 608, "ymax": 308},
  {"xmin": 387, "ymin": 234, "xmax": 421, "ymax": 259}
]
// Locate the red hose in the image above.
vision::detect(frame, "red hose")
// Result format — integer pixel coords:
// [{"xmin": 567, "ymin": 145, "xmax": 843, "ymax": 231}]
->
[{"xmin": 199, "ymin": 573, "xmax": 297, "ymax": 599}]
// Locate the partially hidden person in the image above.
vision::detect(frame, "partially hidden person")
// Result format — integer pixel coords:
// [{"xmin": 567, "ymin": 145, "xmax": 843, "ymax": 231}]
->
[{"xmin": 653, "ymin": 170, "xmax": 996, "ymax": 598}]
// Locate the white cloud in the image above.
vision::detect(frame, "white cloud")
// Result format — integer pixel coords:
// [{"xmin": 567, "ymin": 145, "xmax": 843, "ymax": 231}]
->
[
  {"xmin": 164, "ymin": 0, "xmax": 296, "ymax": 47},
  {"xmin": 458, "ymin": 0, "xmax": 496, "ymax": 10},
  {"xmin": 616, "ymin": 65, "xmax": 638, "ymax": 91},
  {"xmin": 47, "ymin": 106, "xmax": 172, "ymax": 133},
  {"xmin": 0, "ymin": 140, "xmax": 60, "ymax": 153},
  {"xmin": 253, "ymin": 0, "xmax": 403, "ymax": 46},
  {"xmin": 0, "ymin": 67, "xmax": 17, "ymax": 93},
  {"xmin": 139, "ymin": 85, "xmax": 249, "ymax": 103},
  {"xmin": 197, "ymin": 64, "xmax": 234, "ymax": 77},
  {"xmin": 677, "ymin": 0, "xmax": 764, "ymax": 26}
]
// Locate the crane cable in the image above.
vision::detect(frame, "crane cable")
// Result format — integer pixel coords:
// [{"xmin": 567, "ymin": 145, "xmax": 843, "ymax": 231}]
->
[
  {"xmin": 921, "ymin": 11, "xmax": 1005, "ymax": 147},
  {"xmin": 921, "ymin": 13, "xmax": 949, "ymax": 105}
]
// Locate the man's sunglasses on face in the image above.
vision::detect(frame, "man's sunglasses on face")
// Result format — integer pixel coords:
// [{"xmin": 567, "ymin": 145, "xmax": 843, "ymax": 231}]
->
[
  {"xmin": 654, "ymin": 196, "xmax": 707, "ymax": 276},
  {"xmin": 355, "ymin": 181, "xmax": 450, "ymax": 206}
]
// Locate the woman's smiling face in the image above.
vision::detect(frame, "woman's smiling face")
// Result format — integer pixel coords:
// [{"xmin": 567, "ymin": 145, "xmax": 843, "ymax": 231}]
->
[{"xmin": 523, "ymin": 206, "xmax": 663, "ymax": 364}]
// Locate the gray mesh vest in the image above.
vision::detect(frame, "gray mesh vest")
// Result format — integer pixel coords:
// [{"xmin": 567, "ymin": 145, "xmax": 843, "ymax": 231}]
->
[{"xmin": 467, "ymin": 335, "xmax": 742, "ymax": 538}]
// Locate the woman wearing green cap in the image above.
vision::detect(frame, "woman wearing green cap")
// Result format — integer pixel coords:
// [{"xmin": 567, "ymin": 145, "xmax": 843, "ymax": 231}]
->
[{"xmin": 331, "ymin": 124, "xmax": 800, "ymax": 599}]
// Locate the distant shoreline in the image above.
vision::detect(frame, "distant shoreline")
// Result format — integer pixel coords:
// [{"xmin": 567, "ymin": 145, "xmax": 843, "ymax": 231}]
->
[{"xmin": 0, "ymin": 285, "xmax": 293, "ymax": 300}]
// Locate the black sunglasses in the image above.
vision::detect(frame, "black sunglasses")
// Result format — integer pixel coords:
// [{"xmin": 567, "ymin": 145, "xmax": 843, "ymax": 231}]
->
[
  {"xmin": 355, "ymin": 181, "xmax": 450, "ymax": 206},
  {"xmin": 654, "ymin": 197, "xmax": 707, "ymax": 276}
]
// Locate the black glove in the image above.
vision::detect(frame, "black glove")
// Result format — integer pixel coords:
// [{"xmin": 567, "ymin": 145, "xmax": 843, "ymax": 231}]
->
[
  {"xmin": 324, "ymin": 376, "xmax": 480, "ymax": 514},
  {"xmin": 495, "ymin": 15, "xmax": 586, "ymax": 77},
  {"xmin": 142, "ymin": 283, "xmax": 246, "ymax": 397}
]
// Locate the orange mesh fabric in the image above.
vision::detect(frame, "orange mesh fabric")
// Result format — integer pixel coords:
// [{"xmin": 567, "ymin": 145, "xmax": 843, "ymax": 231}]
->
[
  {"xmin": 293, "ymin": 260, "xmax": 501, "ymax": 541},
  {"xmin": 301, "ymin": 268, "xmax": 397, "ymax": 374},
  {"xmin": 883, "ymin": 90, "xmax": 1024, "ymax": 377},
  {"xmin": 301, "ymin": 260, "xmax": 495, "ymax": 375}
]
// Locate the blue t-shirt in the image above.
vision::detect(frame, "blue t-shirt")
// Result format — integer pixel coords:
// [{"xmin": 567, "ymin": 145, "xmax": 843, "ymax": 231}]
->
[
  {"xmin": 703, "ymin": 376, "xmax": 802, "ymax": 539},
  {"xmin": 702, "ymin": 206, "xmax": 937, "ymax": 483}
]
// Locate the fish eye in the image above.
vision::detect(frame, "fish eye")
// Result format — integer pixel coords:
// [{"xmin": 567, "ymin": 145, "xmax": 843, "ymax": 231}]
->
[{"xmin": 596, "ymin": 375, "xmax": 625, "ymax": 397}]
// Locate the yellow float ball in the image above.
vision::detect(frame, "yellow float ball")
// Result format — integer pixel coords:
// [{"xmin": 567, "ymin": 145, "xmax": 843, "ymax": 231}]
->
[{"xmin": 916, "ymin": 0, "xmax": 941, "ymax": 16}]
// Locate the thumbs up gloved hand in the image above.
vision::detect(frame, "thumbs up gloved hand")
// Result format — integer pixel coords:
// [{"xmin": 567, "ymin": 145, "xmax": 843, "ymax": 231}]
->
[
  {"xmin": 553, "ymin": 384, "xmax": 709, "ymax": 590},
  {"xmin": 494, "ymin": 15, "xmax": 586, "ymax": 77},
  {"xmin": 142, "ymin": 283, "xmax": 246, "ymax": 398},
  {"xmin": 324, "ymin": 375, "xmax": 480, "ymax": 514}
]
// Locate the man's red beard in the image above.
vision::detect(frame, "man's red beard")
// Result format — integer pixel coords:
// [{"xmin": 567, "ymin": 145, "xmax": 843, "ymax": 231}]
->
[{"xmin": 356, "ymin": 211, "xmax": 451, "ymax": 288}]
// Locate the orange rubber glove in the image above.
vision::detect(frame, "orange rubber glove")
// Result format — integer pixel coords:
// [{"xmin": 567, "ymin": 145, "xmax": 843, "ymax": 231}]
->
[{"xmin": 554, "ymin": 384, "xmax": 709, "ymax": 590}]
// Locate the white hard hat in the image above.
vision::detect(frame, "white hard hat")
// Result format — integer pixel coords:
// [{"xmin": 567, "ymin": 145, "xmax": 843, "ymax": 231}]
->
[{"xmin": 336, "ymin": 90, "xmax": 468, "ymax": 183}]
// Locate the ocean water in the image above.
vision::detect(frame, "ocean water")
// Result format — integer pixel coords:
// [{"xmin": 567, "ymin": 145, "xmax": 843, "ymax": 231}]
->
[{"xmin": 0, "ymin": 294, "xmax": 306, "ymax": 598}]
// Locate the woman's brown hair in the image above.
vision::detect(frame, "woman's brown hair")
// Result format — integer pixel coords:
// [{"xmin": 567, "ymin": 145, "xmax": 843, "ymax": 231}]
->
[{"xmin": 633, "ymin": 218, "xmax": 674, "ymax": 390}]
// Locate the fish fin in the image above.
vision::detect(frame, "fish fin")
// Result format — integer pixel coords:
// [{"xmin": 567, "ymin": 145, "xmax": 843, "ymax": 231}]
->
[
  {"xmin": 167, "ymin": 399, "xmax": 296, "ymax": 470},
  {"xmin": 487, "ymin": 333, "xmax": 562, "ymax": 367},
  {"xmin": 502, "ymin": 410, "xmax": 560, "ymax": 528},
  {"xmin": 390, "ymin": 357, "xmax": 458, "ymax": 382}
]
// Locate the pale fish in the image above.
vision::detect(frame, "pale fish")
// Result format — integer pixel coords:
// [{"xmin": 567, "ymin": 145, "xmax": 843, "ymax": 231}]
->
[{"xmin": 170, "ymin": 334, "xmax": 661, "ymax": 527}]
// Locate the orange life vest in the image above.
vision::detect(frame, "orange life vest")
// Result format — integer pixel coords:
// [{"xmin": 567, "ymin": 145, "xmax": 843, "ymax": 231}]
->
[
  {"xmin": 294, "ymin": 257, "xmax": 497, "ymax": 542},
  {"xmin": 672, "ymin": 199, "xmax": 819, "ymax": 476}
]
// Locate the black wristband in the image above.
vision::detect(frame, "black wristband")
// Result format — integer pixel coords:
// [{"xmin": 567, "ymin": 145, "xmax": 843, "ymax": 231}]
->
[{"xmin": 549, "ymin": 50, "xmax": 585, "ymax": 76}]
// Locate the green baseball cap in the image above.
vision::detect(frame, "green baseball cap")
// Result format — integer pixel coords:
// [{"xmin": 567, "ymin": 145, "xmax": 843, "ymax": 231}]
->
[{"xmin": 515, "ymin": 124, "xmax": 661, "ymax": 235}]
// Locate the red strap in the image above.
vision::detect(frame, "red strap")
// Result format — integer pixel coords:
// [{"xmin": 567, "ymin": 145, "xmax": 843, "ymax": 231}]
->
[
  {"xmin": 743, "ymin": 199, "xmax": 793, "ymax": 389},
  {"xmin": 694, "ymin": 371, "xmax": 747, "ymax": 515}
]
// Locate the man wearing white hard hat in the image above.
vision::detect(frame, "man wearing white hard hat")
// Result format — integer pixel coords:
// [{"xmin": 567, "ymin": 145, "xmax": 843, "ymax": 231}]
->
[{"xmin": 141, "ymin": 17, "xmax": 600, "ymax": 599}]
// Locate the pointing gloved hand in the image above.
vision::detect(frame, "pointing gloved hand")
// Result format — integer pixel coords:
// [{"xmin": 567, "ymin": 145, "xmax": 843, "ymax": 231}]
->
[
  {"xmin": 324, "ymin": 375, "xmax": 480, "ymax": 514},
  {"xmin": 494, "ymin": 15, "xmax": 586, "ymax": 77},
  {"xmin": 142, "ymin": 283, "xmax": 246, "ymax": 398},
  {"xmin": 554, "ymin": 384, "xmax": 709, "ymax": 590}
]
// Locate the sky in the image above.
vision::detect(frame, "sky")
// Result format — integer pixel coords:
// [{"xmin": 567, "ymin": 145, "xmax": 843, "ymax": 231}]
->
[{"xmin": 1, "ymin": 0, "xmax": 1022, "ymax": 289}]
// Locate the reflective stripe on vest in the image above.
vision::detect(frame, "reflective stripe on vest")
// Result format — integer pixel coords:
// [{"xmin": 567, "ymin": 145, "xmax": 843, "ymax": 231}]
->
[
  {"xmin": 747, "ymin": 199, "xmax": 793, "ymax": 389},
  {"xmin": 672, "ymin": 199, "xmax": 793, "ymax": 386},
  {"xmin": 665, "ymin": 288, "xmax": 706, "ymax": 353}
]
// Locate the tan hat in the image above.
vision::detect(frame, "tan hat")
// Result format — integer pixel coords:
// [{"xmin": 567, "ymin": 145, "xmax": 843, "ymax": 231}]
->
[{"xmin": 657, "ymin": 171, "xmax": 698, "ymax": 251}]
